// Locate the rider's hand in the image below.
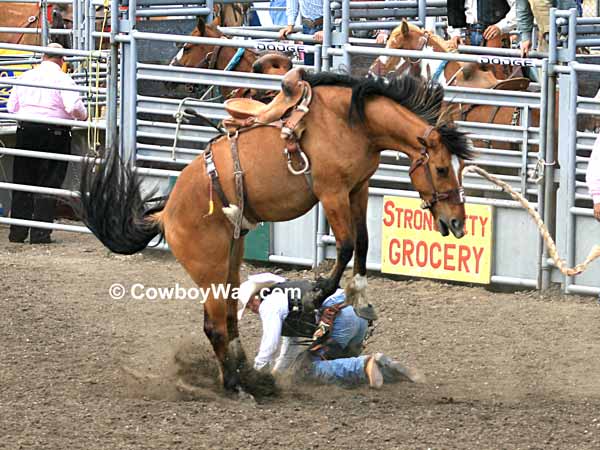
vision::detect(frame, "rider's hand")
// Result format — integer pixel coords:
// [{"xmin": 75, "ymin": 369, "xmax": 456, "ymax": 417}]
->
[
  {"xmin": 278, "ymin": 25, "xmax": 293, "ymax": 40},
  {"xmin": 448, "ymin": 35, "xmax": 462, "ymax": 50},
  {"xmin": 520, "ymin": 39, "xmax": 532, "ymax": 58},
  {"xmin": 313, "ymin": 30, "xmax": 324, "ymax": 43},
  {"xmin": 594, "ymin": 203, "xmax": 600, "ymax": 221},
  {"xmin": 375, "ymin": 32, "xmax": 388, "ymax": 45},
  {"xmin": 483, "ymin": 25, "xmax": 501, "ymax": 40}
]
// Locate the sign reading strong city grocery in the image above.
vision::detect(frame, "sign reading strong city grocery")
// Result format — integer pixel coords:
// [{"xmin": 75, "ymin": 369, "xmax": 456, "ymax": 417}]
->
[{"xmin": 381, "ymin": 196, "xmax": 493, "ymax": 284}]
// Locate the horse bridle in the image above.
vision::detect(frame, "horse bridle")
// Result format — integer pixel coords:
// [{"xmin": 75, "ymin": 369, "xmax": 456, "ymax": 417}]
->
[
  {"xmin": 408, "ymin": 126, "xmax": 465, "ymax": 210},
  {"xmin": 394, "ymin": 31, "xmax": 430, "ymax": 74}
]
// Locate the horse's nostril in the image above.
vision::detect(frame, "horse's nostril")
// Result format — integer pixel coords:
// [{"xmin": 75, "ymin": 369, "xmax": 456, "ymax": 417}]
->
[{"xmin": 450, "ymin": 219, "xmax": 463, "ymax": 231}]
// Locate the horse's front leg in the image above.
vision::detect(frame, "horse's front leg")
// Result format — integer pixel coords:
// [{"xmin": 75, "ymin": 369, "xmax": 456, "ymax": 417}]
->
[
  {"xmin": 346, "ymin": 182, "xmax": 369, "ymax": 310},
  {"xmin": 313, "ymin": 192, "xmax": 355, "ymax": 305}
]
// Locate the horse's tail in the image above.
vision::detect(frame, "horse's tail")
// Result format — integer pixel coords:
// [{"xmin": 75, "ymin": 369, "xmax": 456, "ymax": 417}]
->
[{"xmin": 76, "ymin": 148, "xmax": 167, "ymax": 255}]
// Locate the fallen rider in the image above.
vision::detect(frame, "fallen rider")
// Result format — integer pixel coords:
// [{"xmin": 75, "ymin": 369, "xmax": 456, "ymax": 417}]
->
[{"xmin": 238, "ymin": 273, "xmax": 423, "ymax": 389}]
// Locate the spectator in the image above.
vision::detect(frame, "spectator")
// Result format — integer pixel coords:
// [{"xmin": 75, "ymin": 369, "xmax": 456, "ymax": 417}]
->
[
  {"xmin": 7, "ymin": 42, "xmax": 87, "ymax": 244},
  {"xmin": 270, "ymin": 0, "xmax": 288, "ymax": 26},
  {"xmin": 447, "ymin": 0, "xmax": 517, "ymax": 49},
  {"xmin": 517, "ymin": 0, "xmax": 578, "ymax": 57},
  {"xmin": 277, "ymin": 0, "xmax": 323, "ymax": 65},
  {"xmin": 587, "ymin": 133, "xmax": 600, "ymax": 221}
]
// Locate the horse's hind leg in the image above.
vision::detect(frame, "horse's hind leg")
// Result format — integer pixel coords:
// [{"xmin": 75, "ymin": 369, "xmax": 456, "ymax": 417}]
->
[
  {"xmin": 167, "ymin": 223, "xmax": 243, "ymax": 392},
  {"xmin": 223, "ymin": 237, "xmax": 250, "ymax": 389},
  {"xmin": 224, "ymin": 237, "xmax": 277, "ymax": 397}
]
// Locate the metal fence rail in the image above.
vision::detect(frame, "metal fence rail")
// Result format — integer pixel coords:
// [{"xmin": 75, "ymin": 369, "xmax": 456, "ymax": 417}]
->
[{"xmin": 1, "ymin": 2, "xmax": 599, "ymax": 295}]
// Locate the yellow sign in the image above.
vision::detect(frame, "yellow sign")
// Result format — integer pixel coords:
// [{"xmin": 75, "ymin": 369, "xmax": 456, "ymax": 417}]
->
[{"xmin": 381, "ymin": 196, "xmax": 493, "ymax": 284}]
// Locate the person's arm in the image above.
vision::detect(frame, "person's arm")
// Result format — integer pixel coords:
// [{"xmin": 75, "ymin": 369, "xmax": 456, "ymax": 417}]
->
[
  {"xmin": 494, "ymin": 0, "xmax": 517, "ymax": 35},
  {"xmin": 516, "ymin": 0, "xmax": 534, "ymax": 42},
  {"xmin": 254, "ymin": 308, "xmax": 284, "ymax": 371},
  {"xmin": 6, "ymin": 85, "xmax": 20, "ymax": 113},
  {"xmin": 278, "ymin": 0, "xmax": 299, "ymax": 39},
  {"xmin": 587, "ymin": 135, "xmax": 600, "ymax": 221},
  {"xmin": 60, "ymin": 76, "xmax": 88, "ymax": 121},
  {"xmin": 286, "ymin": 0, "xmax": 299, "ymax": 26}
]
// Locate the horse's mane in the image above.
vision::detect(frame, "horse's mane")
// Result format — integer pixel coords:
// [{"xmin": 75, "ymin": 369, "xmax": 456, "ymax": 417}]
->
[{"xmin": 302, "ymin": 71, "xmax": 474, "ymax": 160}]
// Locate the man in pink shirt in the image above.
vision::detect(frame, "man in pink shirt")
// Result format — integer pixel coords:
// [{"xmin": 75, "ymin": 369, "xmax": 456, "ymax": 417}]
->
[
  {"xmin": 7, "ymin": 42, "xmax": 88, "ymax": 244},
  {"xmin": 587, "ymin": 135, "xmax": 600, "ymax": 222}
]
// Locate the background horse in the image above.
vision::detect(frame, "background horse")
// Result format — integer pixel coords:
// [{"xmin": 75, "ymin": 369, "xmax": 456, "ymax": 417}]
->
[
  {"xmin": 77, "ymin": 70, "xmax": 473, "ymax": 396},
  {"xmin": 370, "ymin": 20, "xmax": 554, "ymax": 153},
  {"xmin": 0, "ymin": 2, "xmax": 73, "ymax": 48},
  {"xmin": 169, "ymin": 17, "xmax": 293, "ymax": 98}
]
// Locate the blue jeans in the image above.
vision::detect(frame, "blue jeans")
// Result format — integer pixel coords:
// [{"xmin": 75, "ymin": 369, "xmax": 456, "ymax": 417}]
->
[
  {"xmin": 311, "ymin": 355, "xmax": 368, "ymax": 385},
  {"xmin": 469, "ymin": 30, "xmax": 484, "ymax": 47},
  {"xmin": 302, "ymin": 23, "xmax": 323, "ymax": 67},
  {"xmin": 273, "ymin": 291, "xmax": 368, "ymax": 376},
  {"xmin": 322, "ymin": 291, "xmax": 368, "ymax": 354},
  {"xmin": 269, "ymin": 0, "xmax": 287, "ymax": 25},
  {"xmin": 306, "ymin": 291, "xmax": 370, "ymax": 384}
]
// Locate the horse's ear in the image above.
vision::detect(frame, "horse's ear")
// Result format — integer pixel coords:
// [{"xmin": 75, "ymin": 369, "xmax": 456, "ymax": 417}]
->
[
  {"xmin": 401, "ymin": 19, "xmax": 410, "ymax": 36},
  {"xmin": 196, "ymin": 16, "xmax": 206, "ymax": 36}
]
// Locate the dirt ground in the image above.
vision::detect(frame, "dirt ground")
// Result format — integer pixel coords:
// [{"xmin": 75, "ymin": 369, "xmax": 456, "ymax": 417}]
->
[{"xmin": 1, "ymin": 226, "xmax": 600, "ymax": 450}]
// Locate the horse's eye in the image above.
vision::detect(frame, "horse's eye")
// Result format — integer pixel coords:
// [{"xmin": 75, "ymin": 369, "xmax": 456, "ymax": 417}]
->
[{"xmin": 436, "ymin": 166, "xmax": 449, "ymax": 177}]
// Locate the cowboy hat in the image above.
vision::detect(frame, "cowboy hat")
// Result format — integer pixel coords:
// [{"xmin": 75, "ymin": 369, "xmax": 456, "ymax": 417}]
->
[{"xmin": 237, "ymin": 272, "xmax": 286, "ymax": 321}]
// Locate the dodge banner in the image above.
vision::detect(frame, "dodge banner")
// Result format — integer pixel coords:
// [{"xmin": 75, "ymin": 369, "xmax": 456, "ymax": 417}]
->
[{"xmin": 381, "ymin": 196, "xmax": 493, "ymax": 284}]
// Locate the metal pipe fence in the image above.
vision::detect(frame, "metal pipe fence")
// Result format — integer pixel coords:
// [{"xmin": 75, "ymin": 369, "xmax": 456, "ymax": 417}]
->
[{"xmin": 0, "ymin": 2, "xmax": 598, "ymax": 295}]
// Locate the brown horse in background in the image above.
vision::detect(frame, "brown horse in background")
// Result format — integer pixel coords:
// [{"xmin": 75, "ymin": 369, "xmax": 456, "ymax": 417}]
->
[
  {"xmin": 77, "ymin": 70, "xmax": 473, "ymax": 396},
  {"xmin": 370, "ymin": 20, "xmax": 554, "ymax": 153},
  {"xmin": 0, "ymin": 3, "xmax": 72, "ymax": 48},
  {"xmin": 170, "ymin": 17, "xmax": 293, "ymax": 98}
]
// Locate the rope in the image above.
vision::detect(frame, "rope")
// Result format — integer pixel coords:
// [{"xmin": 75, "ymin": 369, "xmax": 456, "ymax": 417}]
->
[
  {"xmin": 462, "ymin": 165, "xmax": 600, "ymax": 276},
  {"xmin": 93, "ymin": 0, "xmax": 110, "ymax": 154},
  {"xmin": 85, "ymin": 0, "xmax": 109, "ymax": 158}
]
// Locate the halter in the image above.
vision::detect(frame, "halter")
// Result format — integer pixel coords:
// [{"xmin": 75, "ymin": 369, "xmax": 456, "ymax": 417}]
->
[
  {"xmin": 394, "ymin": 31, "xmax": 430, "ymax": 74},
  {"xmin": 408, "ymin": 126, "xmax": 465, "ymax": 210}
]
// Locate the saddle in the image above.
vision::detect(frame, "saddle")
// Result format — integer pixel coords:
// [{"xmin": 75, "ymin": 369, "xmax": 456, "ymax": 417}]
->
[
  {"xmin": 224, "ymin": 68, "xmax": 308, "ymax": 122},
  {"xmin": 223, "ymin": 68, "xmax": 312, "ymax": 151},
  {"xmin": 206, "ymin": 68, "xmax": 314, "ymax": 240}
]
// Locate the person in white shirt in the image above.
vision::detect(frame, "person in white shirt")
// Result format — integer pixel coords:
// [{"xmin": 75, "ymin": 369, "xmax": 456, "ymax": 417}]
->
[{"xmin": 238, "ymin": 273, "xmax": 422, "ymax": 388}]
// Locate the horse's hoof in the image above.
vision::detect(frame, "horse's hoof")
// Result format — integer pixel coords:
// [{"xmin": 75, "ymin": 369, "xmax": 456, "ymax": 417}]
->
[{"xmin": 235, "ymin": 388, "xmax": 257, "ymax": 405}]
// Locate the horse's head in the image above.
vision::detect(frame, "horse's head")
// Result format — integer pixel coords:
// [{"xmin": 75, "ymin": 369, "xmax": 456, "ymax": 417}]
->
[
  {"xmin": 369, "ymin": 19, "xmax": 429, "ymax": 76},
  {"xmin": 51, "ymin": 4, "xmax": 73, "ymax": 49},
  {"xmin": 170, "ymin": 17, "xmax": 223, "ymax": 68},
  {"xmin": 407, "ymin": 122, "xmax": 473, "ymax": 238},
  {"xmin": 252, "ymin": 52, "xmax": 293, "ymax": 75}
]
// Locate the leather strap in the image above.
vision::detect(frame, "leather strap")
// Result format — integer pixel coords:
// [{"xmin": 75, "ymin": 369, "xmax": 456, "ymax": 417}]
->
[
  {"xmin": 204, "ymin": 144, "xmax": 230, "ymax": 209},
  {"xmin": 409, "ymin": 126, "xmax": 465, "ymax": 209},
  {"xmin": 228, "ymin": 132, "xmax": 245, "ymax": 239}
]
